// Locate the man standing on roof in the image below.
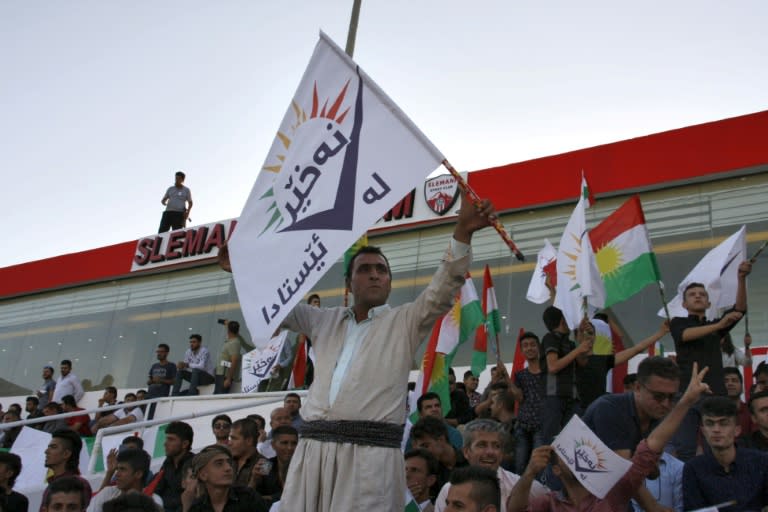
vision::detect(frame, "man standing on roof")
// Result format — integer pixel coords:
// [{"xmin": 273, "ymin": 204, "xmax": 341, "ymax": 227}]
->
[{"xmin": 159, "ymin": 171, "xmax": 193, "ymax": 233}]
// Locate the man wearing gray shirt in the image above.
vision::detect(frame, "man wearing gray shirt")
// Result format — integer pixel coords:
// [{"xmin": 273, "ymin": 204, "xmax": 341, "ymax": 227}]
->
[
  {"xmin": 37, "ymin": 365, "xmax": 56, "ymax": 411},
  {"xmin": 159, "ymin": 171, "xmax": 193, "ymax": 233}
]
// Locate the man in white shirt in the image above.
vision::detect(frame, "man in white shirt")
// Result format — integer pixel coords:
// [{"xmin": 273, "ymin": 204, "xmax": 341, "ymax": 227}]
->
[
  {"xmin": 52, "ymin": 359, "xmax": 84, "ymax": 403},
  {"xmin": 87, "ymin": 449, "xmax": 162, "ymax": 512},
  {"xmin": 435, "ymin": 419, "xmax": 548, "ymax": 512},
  {"xmin": 92, "ymin": 393, "xmax": 145, "ymax": 434},
  {"xmin": 172, "ymin": 334, "xmax": 215, "ymax": 396}
]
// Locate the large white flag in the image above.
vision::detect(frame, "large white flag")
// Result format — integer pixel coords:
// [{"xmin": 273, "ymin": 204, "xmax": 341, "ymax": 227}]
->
[
  {"xmin": 659, "ymin": 226, "xmax": 746, "ymax": 319},
  {"xmin": 552, "ymin": 415, "xmax": 632, "ymax": 499},
  {"xmin": 526, "ymin": 239, "xmax": 557, "ymax": 304},
  {"xmin": 554, "ymin": 197, "xmax": 606, "ymax": 329},
  {"xmin": 229, "ymin": 32, "xmax": 444, "ymax": 341}
]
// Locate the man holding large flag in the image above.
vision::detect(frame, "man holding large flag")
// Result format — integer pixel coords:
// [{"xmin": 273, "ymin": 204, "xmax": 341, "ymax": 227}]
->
[
  {"xmin": 223, "ymin": 30, "xmax": 501, "ymax": 511},
  {"xmin": 273, "ymin": 193, "xmax": 495, "ymax": 511}
]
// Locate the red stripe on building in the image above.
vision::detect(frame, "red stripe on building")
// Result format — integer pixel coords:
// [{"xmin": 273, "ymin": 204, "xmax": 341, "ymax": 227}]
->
[
  {"xmin": 0, "ymin": 240, "xmax": 137, "ymax": 298},
  {"xmin": 467, "ymin": 110, "xmax": 768, "ymax": 211}
]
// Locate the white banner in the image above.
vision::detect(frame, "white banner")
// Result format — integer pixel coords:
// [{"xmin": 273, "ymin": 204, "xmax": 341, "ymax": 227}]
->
[
  {"xmin": 229, "ymin": 31, "xmax": 444, "ymax": 341},
  {"xmin": 241, "ymin": 331, "xmax": 289, "ymax": 393},
  {"xmin": 552, "ymin": 415, "xmax": 632, "ymax": 499}
]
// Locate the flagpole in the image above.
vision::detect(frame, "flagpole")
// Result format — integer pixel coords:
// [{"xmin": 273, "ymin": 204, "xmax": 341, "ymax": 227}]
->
[
  {"xmin": 657, "ymin": 282, "xmax": 671, "ymax": 323},
  {"xmin": 345, "ymin": 0, "xmax": 362, "ymax": 57},
  {"xmin": 342, "ymin": 0, "xmax": 363, "ymax": 308},
  {"xmin": 494, "ymin": 331, "xmax": 502, "ymax": 365},
  {"xmin": 749, "ymin": 240, "xmax": 768, "ymax": 263},
  {"xmin": 743, "ymin": 240, "xmax": 766, "ymax": 335},
  {"xmin": 441, "ymin": 159, "xmax": 525, "ymax": 261}
]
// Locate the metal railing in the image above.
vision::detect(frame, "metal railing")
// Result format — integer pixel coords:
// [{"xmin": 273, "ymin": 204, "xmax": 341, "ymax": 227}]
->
[{"xmin": 0, "ymin": 389, "xmax": 306, "ymax": 475}]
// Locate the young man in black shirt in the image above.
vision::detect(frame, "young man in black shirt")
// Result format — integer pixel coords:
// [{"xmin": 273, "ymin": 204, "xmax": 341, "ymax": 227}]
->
[{"xmin": 670, "ymin": 260, "xmax": 751, "ymax": 460}]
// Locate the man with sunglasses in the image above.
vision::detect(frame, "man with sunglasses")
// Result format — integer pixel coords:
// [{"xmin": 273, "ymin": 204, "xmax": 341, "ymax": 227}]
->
[
  {"xmin": 211, "ymin": 415, "xmax": 232, "ymax": 446},
  {"xmin": 583, "ymin": 356, "xmax": 681, "ymax": 511}
]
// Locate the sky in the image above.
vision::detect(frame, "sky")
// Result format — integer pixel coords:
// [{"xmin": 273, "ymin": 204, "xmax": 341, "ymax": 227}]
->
[{"xmin": 1, "ymin": 1, "xmax": 766, "ymax": 269}]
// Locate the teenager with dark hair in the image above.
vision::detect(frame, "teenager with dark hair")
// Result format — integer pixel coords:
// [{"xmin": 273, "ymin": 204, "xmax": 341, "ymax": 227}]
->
[
  {"xmin": 683, "ymin": 395, "xmax": 768, "ymax": 511},
  {"xmin": 747, "ymin": 390, "xmax": 768, "ymax": 451},
  {"xmin": 0, "ymin": 452, "xmax": 28, "ymax": 512},
  {"xmin": 88, "ymin": 450, "xmax": 162, "ymax": 512},
  {"xmin": 42, "ymin": 476, "xmax": 88, "ymax": 512},
  {"xmin": 445, "ymin": 465, "xmax": 501, "ymax": 512},
  {"xmin": 43, "ymin": 430, "xmax": 92, "ymax": 511},
  {"xmin": 156, "ymin": 421, "xmax": 195, "ymax": 512}
]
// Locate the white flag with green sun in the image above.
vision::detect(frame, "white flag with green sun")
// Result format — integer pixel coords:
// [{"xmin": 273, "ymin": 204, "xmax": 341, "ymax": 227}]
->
[
  {"xmin": 229, "ymin": 32, "xmax": 444, "ymax": 340},
  {"xmin": 554, "ymin": 195, "xmax": 605, "ymax": 329}
]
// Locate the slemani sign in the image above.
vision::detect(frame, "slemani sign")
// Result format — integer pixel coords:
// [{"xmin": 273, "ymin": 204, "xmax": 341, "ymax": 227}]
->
[{"xmin": 131, "ymin": 219, "xmax": 237, "ymax": 271}]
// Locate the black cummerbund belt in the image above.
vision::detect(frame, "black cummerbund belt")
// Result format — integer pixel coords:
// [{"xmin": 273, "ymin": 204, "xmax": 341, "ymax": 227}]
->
[{"xmin": 299, "ymin": 419, "xmax": 404, "ymax": 448}]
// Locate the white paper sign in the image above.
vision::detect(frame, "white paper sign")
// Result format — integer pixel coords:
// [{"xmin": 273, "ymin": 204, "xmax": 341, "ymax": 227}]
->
[
  {"xmin": 552, "ymin": 415, "xmax": 632, "ymax": 499},
  {"xmin": 241, "ymin": 331, "xmax": 289, "ymax": 393}
]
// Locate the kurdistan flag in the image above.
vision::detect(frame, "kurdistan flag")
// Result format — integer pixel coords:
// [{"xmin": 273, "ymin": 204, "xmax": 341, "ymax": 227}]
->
[
  {"xmin": 471, "ymin": 265, "xmax": 501, "ymax": 376},
  {"xmin": 410, "ymin": 274, "xmax": 484, "ymax": 422},
  {"xmin": 589, "ymin": 195, "xmax": 661, "ymax": 308}
]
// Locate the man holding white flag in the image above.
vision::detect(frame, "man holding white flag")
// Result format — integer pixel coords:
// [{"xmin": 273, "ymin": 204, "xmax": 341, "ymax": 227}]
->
[
  {"xmin": 667, "ymin": 227, "xmax": 752, "ymax": 461},
  {"xmin": 274, "ymin": 193, "xmax": 494, "ymax": 511},
  {"xmin": 224, "ymin": 31, "xmax": 499, "ymax": 511}
]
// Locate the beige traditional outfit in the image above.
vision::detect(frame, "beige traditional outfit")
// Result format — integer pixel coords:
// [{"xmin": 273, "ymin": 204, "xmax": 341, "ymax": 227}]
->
[{"xmin": 279, "ymin": 242, "xmax": 469, "ymax": 511}]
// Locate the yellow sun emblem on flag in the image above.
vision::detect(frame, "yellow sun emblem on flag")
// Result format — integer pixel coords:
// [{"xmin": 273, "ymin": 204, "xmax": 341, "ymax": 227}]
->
[
  {"xmin": 574, "ymin": 438, "xmax": 609, "ymax": 471},
  {"xmin": 594, "ymin": 243, "xmax": 624, "ymax": 278},
  {"xmin": 563, "ymin": 233, "xmax": 583, "ymax": 291},
  {"xmin": 447, "ymin": 295, "xmax": 461, "ymax": 326},
  {"xmin": 262, "ymin": 81, "xmax": 352, "ymax": 175},
  {"xmin": 257, "ymin": 80, "xmax": 352, "ymax": 234}
]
